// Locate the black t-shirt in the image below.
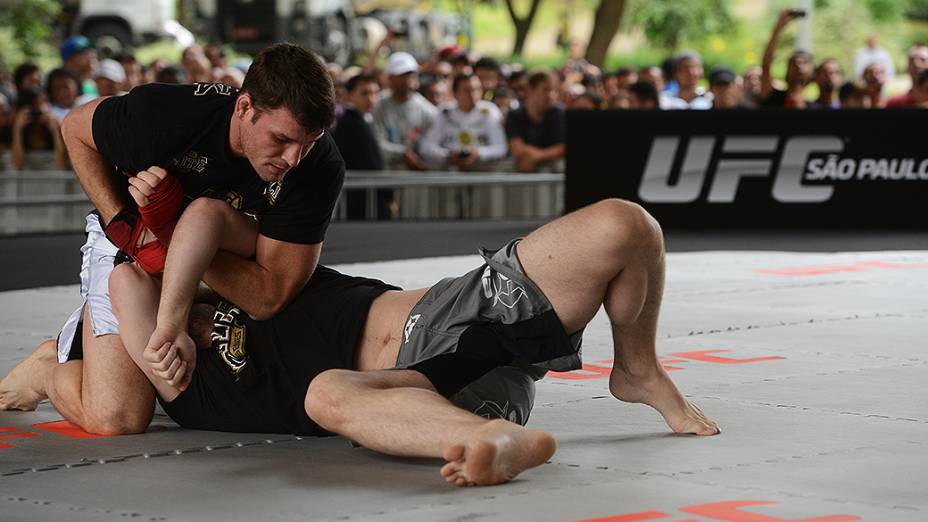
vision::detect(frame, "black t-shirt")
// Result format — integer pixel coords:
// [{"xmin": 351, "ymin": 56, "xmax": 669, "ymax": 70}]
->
[
  {"xmin": 159, "ymin": 265, "xmax": 399, "ymax": 435},
  {"xmin": 504, "ymin": 105, "xmax": 565, "ymax": 148},
  {"xmin": 332, "ymin": 108, "xmax": 383, "ymax": 171},
  {"xmin": 92, "ymin": 82, "xmax": 345, "ymax": 244}
]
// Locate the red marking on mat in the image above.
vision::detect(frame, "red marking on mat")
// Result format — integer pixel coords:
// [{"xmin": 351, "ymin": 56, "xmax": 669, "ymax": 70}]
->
[
  {"xmin": 0, "ymin": 426, "xmax": 18, "ymax": 432},
  {"xmin": 0, "ymin": 432, "xmax": 39, "ymax": 441},
  {"xmin": 660, "ymin": 359, "xmax": 687, "ymax": 371},
  {"xmin": 680, "ymin": 500, "xmax": 860, "ymax": 521},
  {"xmin": 0, "ymin": 429, "xmax": 41, "ymax": 449},
  {"xmin": 32, "ymin": 420, "xmax": 108, "ymax": 439},
  {"xmin": 576, "ymin": 511, "xmax": 671, "ymax": 521},
  {"xmin": 669, "ymin": 350, "xmax": 785, "ymax": 365},
  {"xmin": 577, "ymin": 500, "xmax": 861, "ymax": 522},
  {"xmin": 758, "ymin": 260, "xmax": 928, "ymax": 276}
]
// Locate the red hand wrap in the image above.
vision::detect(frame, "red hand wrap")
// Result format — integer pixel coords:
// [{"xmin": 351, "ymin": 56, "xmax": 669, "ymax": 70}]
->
[
  {"xmin": 133, "ymin": 241, "xmax": 169, "ymax": 275},
  {"xmin": 103, "ymin": 210, "xmax": 144, "ymax": 254},
  {"xmin": 139, "ymin": 172, "xmax": 183, "ymax": 244}
]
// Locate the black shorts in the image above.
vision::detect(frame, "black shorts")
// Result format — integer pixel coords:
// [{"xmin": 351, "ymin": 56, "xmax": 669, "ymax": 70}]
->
[{"xmin": 159, "ymin": 265, "xmax": 399, "ymax": 435}]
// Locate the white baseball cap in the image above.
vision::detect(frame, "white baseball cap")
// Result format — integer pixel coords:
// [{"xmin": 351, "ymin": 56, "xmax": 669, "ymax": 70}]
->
[
  {"xmin": 95, "ymin": 59, "xmax": 126, "ymax": 83},
  {"xmin": 384, "ymin": 52, "xmax": 418, "ymax": 76}
]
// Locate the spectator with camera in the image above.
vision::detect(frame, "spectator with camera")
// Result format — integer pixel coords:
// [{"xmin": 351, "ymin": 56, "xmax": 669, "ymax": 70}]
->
[
  {"xmin": 760, "ymin": 9, "xmax": 814, "ymax": 108},
  {"xmin": 10, "ymin": 88, "xmax": 68, "ymax": 170},
  {"xmin": 420, "ymin": 74, "xmax": 507, "ymax": 170}
]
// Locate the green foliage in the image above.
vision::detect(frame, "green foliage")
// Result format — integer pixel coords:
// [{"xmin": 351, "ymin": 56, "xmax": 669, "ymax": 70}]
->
[
  {"xmin": 630, "ymin": 0, "xmax": 736, "ymax": 51},
  {"xmin": 907, "ymin": 0, "xmax": 928, "ymax": 20},
  {"xmin": 0, "ymin": 0, "xmax": 60, "ymax": 61},
  {"xmin": 866, "ymin": 0, "xmax": 904, "ymax": 22}
]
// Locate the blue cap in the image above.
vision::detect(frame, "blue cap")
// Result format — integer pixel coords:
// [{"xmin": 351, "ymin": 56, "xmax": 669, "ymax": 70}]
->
[{"xmin": 61, "ymin": 35, "xmax": 93, "ymax": 62}]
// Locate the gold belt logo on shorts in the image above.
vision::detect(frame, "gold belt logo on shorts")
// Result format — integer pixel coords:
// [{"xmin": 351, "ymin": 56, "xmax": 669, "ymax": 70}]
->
[{"xmin": 211, "ymin": 300, "xmax": 249, "ymax": 379}]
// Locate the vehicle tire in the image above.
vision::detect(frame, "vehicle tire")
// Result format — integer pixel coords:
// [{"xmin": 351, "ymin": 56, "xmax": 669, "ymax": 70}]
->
[{"xmin": 83, "ymin": 21, "xmax": 132, "ymax": 57}]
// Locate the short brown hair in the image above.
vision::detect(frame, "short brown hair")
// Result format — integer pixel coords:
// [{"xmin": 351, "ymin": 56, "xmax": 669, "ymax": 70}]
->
[
  {"xmin": 528, "ymin": 70, "xmax": 554, "ymax": 89},
  {"xmin": 240, "ymin": 43, "xmax": 335, "ymax": 132}
]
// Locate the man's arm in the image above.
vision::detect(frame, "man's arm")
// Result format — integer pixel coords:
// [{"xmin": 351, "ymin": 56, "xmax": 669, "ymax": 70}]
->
[
  {"xmin": 202, "ymin": 236, "xmax": 321, "ymax": 320},
  {"xmin": 761, "ymin": 10, "xmax": 794, "ymax": 102},
  {"xmin": 60, "ymin": 97, "xmax": 125, "ymax": 223}
]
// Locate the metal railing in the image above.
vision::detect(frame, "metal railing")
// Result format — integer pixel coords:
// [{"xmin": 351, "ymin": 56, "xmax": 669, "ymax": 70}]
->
[{"xmin": 0, "ymin": 169, "xmax": 565, "ymax": 235}]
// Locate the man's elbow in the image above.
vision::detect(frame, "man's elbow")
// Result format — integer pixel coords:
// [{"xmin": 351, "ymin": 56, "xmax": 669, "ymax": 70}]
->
[{"xmin": 244, "ymin": 292, "xmax": 292, "ymax": 321}]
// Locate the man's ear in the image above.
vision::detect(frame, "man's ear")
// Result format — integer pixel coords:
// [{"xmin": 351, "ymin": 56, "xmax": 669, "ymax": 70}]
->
[{"xmin": 235, "ymin": 93, "xmax": 252, "ymax": 119}]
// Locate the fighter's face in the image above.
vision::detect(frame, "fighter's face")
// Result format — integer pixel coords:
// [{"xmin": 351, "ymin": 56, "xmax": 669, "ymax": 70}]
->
[{"xmin": 236, "ymin": 95, "xmax": 323, "ymax": 183}]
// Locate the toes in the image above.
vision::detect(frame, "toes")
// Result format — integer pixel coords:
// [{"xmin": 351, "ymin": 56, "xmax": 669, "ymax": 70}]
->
[{"xmin": 442, "ymin": 444, "xmax": 466, "ymax": 463}]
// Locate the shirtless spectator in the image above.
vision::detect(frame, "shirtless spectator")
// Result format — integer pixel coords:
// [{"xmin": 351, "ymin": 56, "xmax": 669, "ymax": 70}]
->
[
  {"xmin": 886, "ymin": 44, "xmax": 928, "ymax": 108},
  {"xmin": 505, "ymin": 71, "xmax": 565, "ymax": 172},
  {"xmin": 760, "ymin": 10, "xmax": 814, "ymax": 109}
]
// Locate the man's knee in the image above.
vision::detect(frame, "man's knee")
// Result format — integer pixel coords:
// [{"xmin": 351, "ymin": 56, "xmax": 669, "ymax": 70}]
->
[
  {"xmin": 588, "ymin": 198, "xmax": 664, "ymax": 255},
  {"xmin": 305, "ymin": 369, "xmax": 356, "ymax": 431},
  {"xmin": 84, "ymin": 408, "xmax": 152, "ymax": 435},
  {"xmin": 108, "ymin": 263, "xmax": 147, "ymax": 314},
  {"xmin": 185, "ymin": 197, "xmax": 235, "ymax": 223}
]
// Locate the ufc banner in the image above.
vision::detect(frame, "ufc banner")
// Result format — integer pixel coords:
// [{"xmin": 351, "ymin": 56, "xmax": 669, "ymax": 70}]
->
[{"xmin": 565, "ymin": 109, "xmax": 928, "ymax": 228}]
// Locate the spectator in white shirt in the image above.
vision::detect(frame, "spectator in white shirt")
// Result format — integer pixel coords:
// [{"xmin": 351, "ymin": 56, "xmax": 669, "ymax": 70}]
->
[
  {"xmin": 420, "ymin": 74, "xmax": 507, "ymax": 170},
  {"xmin": 854, "ymin": 35, "xmax": 895, "ymax": 81}
]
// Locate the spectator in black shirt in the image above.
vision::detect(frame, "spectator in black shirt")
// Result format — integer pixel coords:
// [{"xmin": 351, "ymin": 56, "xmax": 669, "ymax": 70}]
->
[
  {"xmin": 760, "ymin": 9, "xmax": 814, "ymax": 109},
  {"xmin": 709, "ymin": 67, "xmax": 744, "ymax": 109},
  {"xmin": 505, "ymin": 71, "xmax": 565, "ymax": 172},
  {"xmin": 334, "ymin": 73, "xmax": 397, "ymax": 219},
  {"xmin": 10, "ymin": 88, "xmax": 67, "ymax": 170}
]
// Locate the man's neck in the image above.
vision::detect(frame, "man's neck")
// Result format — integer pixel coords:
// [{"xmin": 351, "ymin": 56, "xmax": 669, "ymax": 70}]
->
[
  {"xmin": 525, "ymin": 102, "xmax": 546, "ymax": 122},
  {"xmin": 392, "ymin": 91, "xmax": 411, "ymax": 103},
  {"xmin": 816, "ymin": 90, "xmax": 834, "ymax": 104},
  {"xmin": 677, "ymin": 86, "xmax": 698, "ymax": 102},
  {"xmin": 228, "ymin": 113, "xmax": 244, "ymax": 158}
]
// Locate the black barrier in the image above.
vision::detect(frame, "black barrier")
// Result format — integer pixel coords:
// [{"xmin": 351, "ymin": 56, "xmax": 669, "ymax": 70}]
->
[{"xmin": 565, "ymin": 109, "xmax": 928, "ymax": 229}]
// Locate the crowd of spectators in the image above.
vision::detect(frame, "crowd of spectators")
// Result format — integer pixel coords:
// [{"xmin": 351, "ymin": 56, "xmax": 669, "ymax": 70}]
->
[
  {"xmin": 1, "ymin": 7, "xmax": 926, "ymax": 217},
  {"xmin": 0, "ymin": 37, "xmax": 244, "ymax": 170}
]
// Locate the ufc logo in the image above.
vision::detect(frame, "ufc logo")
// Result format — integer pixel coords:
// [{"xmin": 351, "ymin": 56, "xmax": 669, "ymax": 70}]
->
[{"xmin": 637, "ymin": 135, "xmax": 843, "ymax": 204}]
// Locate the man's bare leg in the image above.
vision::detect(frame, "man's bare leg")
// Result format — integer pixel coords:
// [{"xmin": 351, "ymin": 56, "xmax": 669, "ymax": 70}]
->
[
  {"xmin": 0, "ymin": 339, "xmax": 57, "ymax": 411},
  {"xmin": 43, "ymin": 307, "xmax": 155, "ymax": 434},
  {"xmin": 517, "ymin": 198, "xmax": 719, "ymax": 435},
  {"xmin": 306, "ymin": 368, "xmax": 556, "ymax": 487}
]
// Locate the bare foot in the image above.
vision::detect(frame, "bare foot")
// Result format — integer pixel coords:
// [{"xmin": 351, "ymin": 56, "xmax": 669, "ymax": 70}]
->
[
  {"xmin": 0, "ymin": 340, "xmax": 57, "ymax": 411},
  {"xmin": 610, "ymin": 366, "xmax": 720, "ymax": 436},
  {"xmin": 439, "ymin": 419, "xmax": 556, "ymax": 487}
]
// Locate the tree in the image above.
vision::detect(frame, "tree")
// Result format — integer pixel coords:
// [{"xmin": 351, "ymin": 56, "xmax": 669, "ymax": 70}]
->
[
  {"xmin": 585, "ymin": 0, "xmax": 630, "ymax": 68},
  {"xmin": 631, "ymin": 0, "xmax": 734, "ymax": 52},
  {"xmin": 0, "ymin": 0, "xmax": 59, "ymax": 61},
  {"xmin": 504, "ymin": 0, "xmax": 544, "ymax": 56}
]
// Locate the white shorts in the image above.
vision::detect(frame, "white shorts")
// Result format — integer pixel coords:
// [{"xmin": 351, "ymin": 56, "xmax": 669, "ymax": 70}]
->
[{"xmin": 57, "ymin": 213, "xmax": 121, "ymax": 363}]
